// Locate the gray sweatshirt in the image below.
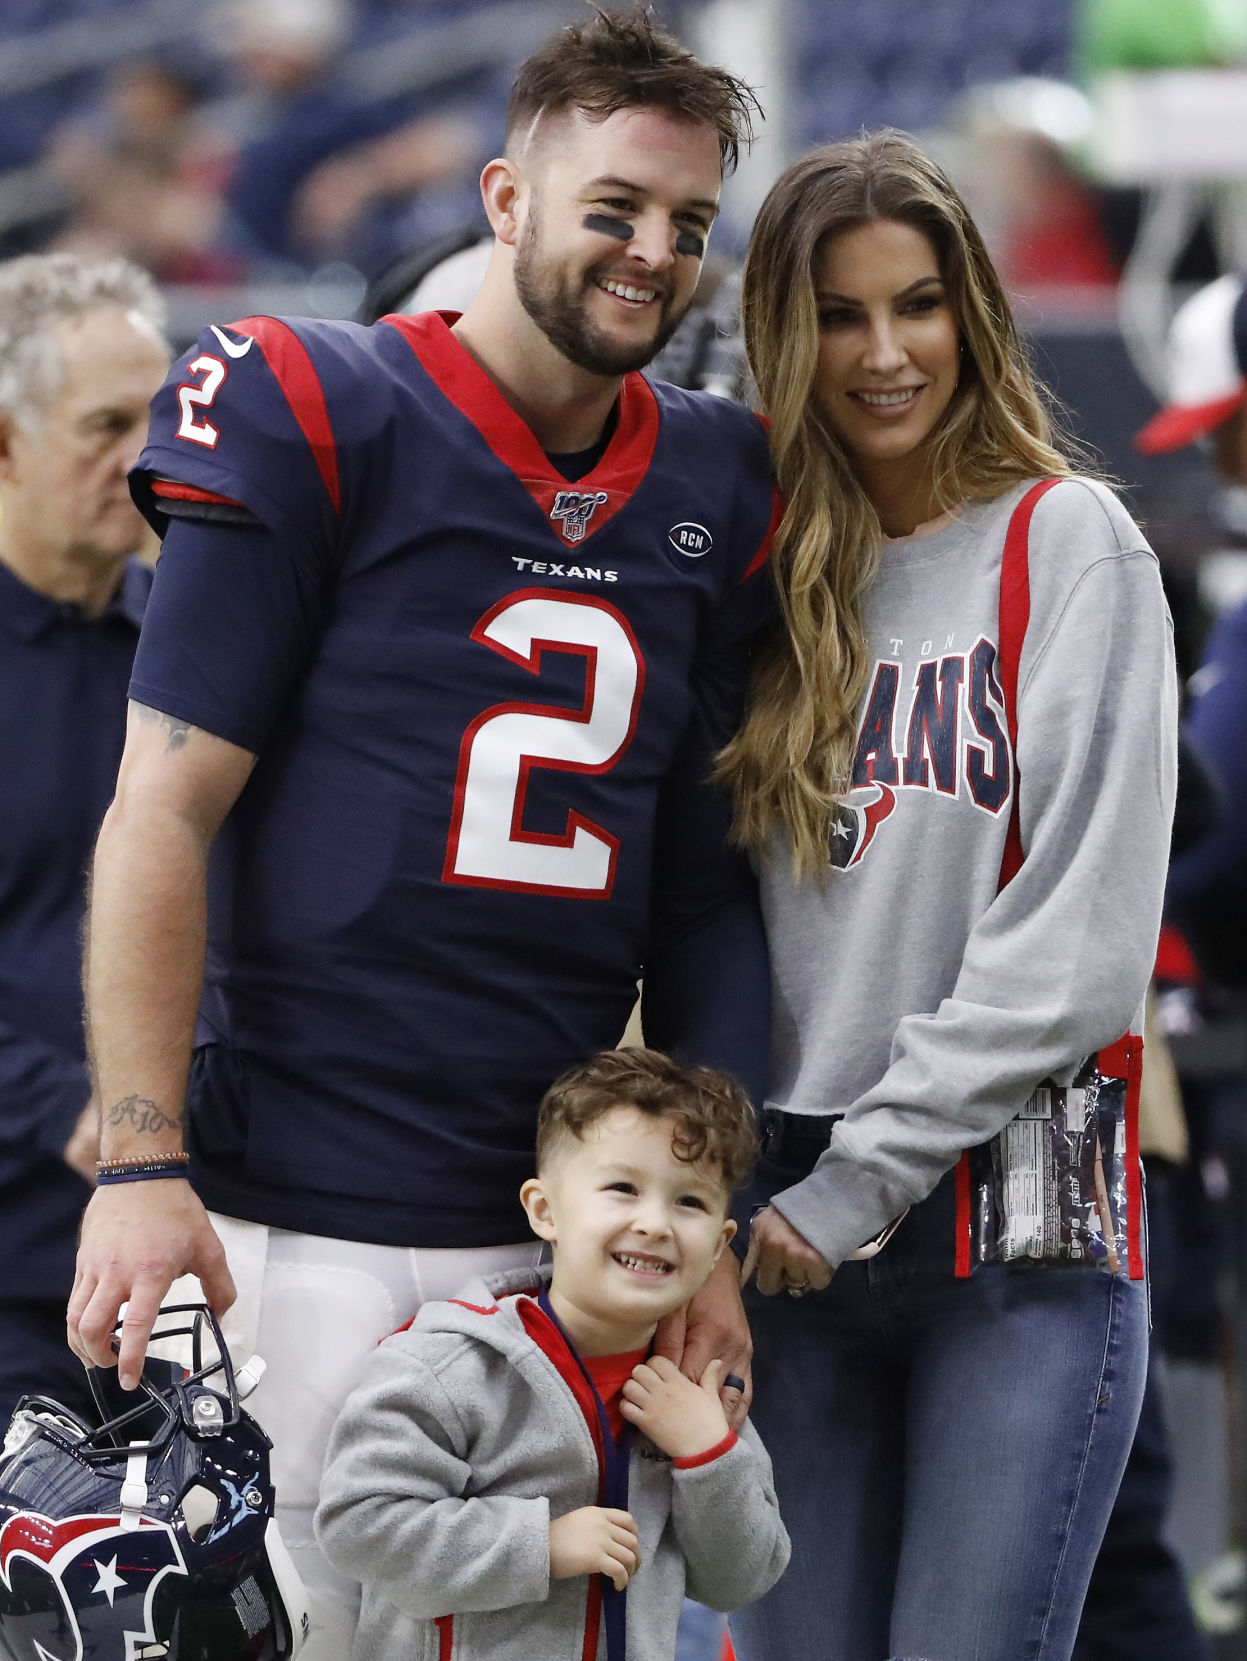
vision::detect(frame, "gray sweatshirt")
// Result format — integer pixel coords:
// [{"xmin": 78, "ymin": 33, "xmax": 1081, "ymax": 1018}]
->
[
  {"xmin": 315, "ymin": 1265, "xmax": 789, "ymax": 1661},
  {"xmin": 760, "ymin": 479, "xmax": 1178, "ymax": 1267}
]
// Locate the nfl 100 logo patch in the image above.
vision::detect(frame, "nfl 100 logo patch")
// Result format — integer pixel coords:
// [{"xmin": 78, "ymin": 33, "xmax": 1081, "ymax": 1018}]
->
[{"xmin": 550, "ymin": 490, "xmax": 608, "ymax": 543}]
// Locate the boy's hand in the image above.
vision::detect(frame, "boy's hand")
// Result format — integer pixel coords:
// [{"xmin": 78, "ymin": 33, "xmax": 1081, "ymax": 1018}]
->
[
  {"xmin": 549, "ymin": 1507, "xmax": 639, "ymax": 1591},
  {"xmin": 620, "ymin": 1354, "xmax": 730, "ymax": 1460},
  {"xmin": 652, "ymin": 1250, "xmax": 752, "ymax": 1427}
]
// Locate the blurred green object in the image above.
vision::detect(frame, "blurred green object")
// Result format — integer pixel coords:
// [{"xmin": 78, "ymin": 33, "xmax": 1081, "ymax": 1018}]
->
[{"xmin": 1076, "ymin": 0, "xmax": 1247, "ymax": 75}]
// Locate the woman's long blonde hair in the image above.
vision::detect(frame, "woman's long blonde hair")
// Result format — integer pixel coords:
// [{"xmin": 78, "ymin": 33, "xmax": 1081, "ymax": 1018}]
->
[{"xmin": 718, "ymin": 131, "xmax": 1082, "ymax": 880}]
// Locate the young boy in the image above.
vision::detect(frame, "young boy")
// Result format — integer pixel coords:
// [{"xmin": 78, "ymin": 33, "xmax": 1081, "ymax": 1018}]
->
[{"xmin": 315, "ymin": 1048, "xmax": 789, "ymax": 1660}]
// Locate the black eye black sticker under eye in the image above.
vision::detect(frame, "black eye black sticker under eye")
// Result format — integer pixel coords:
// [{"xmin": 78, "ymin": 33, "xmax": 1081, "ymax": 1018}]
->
[
  {"xmin": 583, "ymin": 214, "xmax": 632, "ymax": 241},
  {"xmin": 675, "ymin": 231, "xmax": 705, "ymax": 258}
]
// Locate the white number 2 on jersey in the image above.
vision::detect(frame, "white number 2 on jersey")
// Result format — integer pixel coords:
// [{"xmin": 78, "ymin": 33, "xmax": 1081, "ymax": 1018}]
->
[
  {"xmin": 175, "ymin": 354, "xmax": 227, "ymax": 447},
  {"xmin": 444, "ymin": 591, "xmax": 645, "ymax": 897}
]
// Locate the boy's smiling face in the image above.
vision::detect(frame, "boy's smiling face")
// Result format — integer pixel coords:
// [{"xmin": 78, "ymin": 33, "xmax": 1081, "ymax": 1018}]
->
[{"xmin": 520, "ymin": 1104, "xmax": 736, "ymax": 1356}]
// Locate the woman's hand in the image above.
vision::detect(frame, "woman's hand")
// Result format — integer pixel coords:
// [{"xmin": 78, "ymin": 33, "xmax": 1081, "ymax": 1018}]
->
[{"xmin": 740, "ymin": 1206, "xmax": 834, "ymax": 1297}]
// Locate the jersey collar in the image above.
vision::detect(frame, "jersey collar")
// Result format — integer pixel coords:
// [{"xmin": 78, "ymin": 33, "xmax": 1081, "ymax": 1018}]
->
[{"xmin": 382, "ymin": 310, "xmax": 659, "ymax": 546}]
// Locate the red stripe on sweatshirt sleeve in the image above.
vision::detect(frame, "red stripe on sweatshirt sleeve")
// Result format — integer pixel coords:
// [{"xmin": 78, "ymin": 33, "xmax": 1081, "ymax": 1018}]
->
[{"xmin": 673, "ymin": 1428, "xmax": 738, "ymax": 1469}]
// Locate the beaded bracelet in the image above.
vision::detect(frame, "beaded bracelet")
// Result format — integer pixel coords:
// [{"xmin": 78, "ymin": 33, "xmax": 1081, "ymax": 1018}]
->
[
  {"xmin": 96, "ymin": 1157, "xmax": 191, "ymax": 1185},
  {"xmin": 96, "ymin": 1150, "xmax": 188, "ymax": 1171}
]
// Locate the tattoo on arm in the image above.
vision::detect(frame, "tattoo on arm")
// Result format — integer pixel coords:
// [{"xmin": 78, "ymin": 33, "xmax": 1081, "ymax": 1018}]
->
[
  {"xmin": 134, "ymin": 703, "xmax": 194, "ymax": 754},
  {"xmin": 104, "ymin": 1095, "xmax": 184, "ymax": 1136},
  {"xmin": 132, "ymin": 701, "xmax": 257, "ymax": 774}
]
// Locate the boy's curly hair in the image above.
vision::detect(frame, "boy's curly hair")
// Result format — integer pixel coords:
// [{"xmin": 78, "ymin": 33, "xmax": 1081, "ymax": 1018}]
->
[{"xmin": 536, "ymin": 1047, "xmax": 757, "ymax": 1193}]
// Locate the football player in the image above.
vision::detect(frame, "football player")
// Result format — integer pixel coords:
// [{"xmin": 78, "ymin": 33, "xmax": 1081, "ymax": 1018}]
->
[{"xmin": 68, "ymin": 11, "xmax": 773, "ymax": 1656}]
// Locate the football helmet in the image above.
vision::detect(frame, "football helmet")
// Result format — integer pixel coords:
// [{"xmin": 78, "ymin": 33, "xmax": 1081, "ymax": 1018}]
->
[{"xmin": 0, "ymin": 1304, "xmax": 308, "ymax": 1660}]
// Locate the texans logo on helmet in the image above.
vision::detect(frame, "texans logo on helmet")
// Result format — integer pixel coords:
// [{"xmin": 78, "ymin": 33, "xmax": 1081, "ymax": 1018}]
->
[
  {"xmin": 829, "ymin": 782, "xmax": 897, "ymax": 870},
  {"xmin": 0, "ymin": 1511, "xmax": 187, "ymax": 1661}
]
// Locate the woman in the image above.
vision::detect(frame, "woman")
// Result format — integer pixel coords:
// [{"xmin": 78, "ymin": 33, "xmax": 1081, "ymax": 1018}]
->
[{"xmin": 722, "ymin": 133, "xmax": 1177, "ymax": 1661}]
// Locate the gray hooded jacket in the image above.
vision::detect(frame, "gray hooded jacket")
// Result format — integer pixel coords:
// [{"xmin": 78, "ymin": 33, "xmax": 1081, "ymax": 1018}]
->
[{"xmin": 315, "ymin": 1266, "xmax": 789, "ymax": 1660}]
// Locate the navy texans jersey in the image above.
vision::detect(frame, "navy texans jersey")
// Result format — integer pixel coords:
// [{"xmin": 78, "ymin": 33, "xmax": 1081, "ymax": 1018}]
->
[{"xmin": 129, "ymin": 310, "xmax": 776, "ymax": 1246}]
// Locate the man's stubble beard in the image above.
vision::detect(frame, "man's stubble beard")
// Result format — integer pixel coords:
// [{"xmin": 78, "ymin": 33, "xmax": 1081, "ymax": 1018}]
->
[{"xmin": 513, "ymin": 203, "xmax": 690, "ymax": 377}]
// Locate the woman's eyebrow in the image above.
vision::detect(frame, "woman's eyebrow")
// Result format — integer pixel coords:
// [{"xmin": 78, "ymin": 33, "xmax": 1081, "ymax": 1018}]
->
[{"xmin": 815, "ymin": 275, "xmax": 944, "ymax": 305}]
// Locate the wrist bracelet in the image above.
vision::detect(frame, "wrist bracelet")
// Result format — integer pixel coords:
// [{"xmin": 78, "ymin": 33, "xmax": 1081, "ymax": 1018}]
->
[
  {"xmin": 96, "ymin": 1159, "xmax": 191, "ymax": 1185},
  {"xmin": 96, "ymin": 1152, "xmax": 189, "ymax": 1171}
]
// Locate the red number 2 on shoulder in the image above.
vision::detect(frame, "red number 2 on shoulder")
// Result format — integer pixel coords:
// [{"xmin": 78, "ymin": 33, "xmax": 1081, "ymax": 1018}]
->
[
  {"xmin": 444, "ymin": 591, "xmax": 645, "ymax": 899},
  {"xmin": 176, "ymin": 354, "xmax": 227, "ymax": 448}
]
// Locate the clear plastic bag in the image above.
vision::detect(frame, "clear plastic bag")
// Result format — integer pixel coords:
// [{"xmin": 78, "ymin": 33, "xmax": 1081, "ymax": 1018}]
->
[{"xmin": 968, "ymin": 1055, "xmax": 1135, "ymax": 1274}]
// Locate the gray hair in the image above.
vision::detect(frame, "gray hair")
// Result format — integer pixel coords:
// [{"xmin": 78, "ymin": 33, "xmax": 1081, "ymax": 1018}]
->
[{"xmin": 0, "ymin": 252, "xmax": 168, "ymax": 429}]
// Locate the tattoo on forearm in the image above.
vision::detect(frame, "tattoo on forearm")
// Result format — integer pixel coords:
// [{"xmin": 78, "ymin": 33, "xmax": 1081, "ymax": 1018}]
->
[
  {"xmin": 104, "ymin": 1095, "xmax": 184, "ymax": 1136},
  {"xmin": 134, "ymin": 703, "xmax": 193, "ymax": 753}
]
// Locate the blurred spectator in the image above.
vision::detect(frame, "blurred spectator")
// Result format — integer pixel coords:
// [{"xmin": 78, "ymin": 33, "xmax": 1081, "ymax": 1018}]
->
[
  {"xmin": 0, "ymin": 252, "xmax": 168, "ymax": 1431},
  {"xmin": 999, "ymin": 130, "xmax": 1120, "ymax": 291},
  {"xmin": 45, "ymin": 55, "xmax": 240, "ymax": 284},
  {"xmin": 1140, "ymin": 273, "xmax": 1247, "ymax": 981},
  {"xmin": 214, "ymin": 0, "xmax": 485, "ymax": 274},
  {"xmin": 1135, "ymin": 271, "xmax": 1247, "ymax": 1636},
  {"xmin": 945, "ymin": 80, "xmax": 1120, "ymax": 294}
]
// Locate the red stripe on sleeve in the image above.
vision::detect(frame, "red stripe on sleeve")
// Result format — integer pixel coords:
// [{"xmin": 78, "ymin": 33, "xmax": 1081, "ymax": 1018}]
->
[
  {"xmin": 150, "ymin": 479, "xmax": 244, "ymax": 507},
  {"xmin": 228, "ymin": 316, "xmax": 341, "ymax": 513},
  {"xmin": 673, "ymin": 1428, "xmax": 738, "ymax": 1469}
]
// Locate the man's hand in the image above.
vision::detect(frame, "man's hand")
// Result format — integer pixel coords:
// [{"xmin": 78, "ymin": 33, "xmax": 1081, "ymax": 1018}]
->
[
  {"xmin": 652, "ymin": 1249, "xmax": 752, "ymax": 1427},
  {"xmin": 67, "ymin": 1182, "xmax": 235, "ymax": 1390},
  {"xmin": 62, "ymin": 1097, "xmax": 101, "ymax": 1183},
  {"xmin": 740, "ymin": 1205, "xmax": 833, "ymax": 1297},
  {"xmin": 549, "ymin": 1507, "xmax": 640, "ymax": 1591},
  {"xmin": 621, "ymin": 1354, "xmax": 729, "ymax": 1460}
]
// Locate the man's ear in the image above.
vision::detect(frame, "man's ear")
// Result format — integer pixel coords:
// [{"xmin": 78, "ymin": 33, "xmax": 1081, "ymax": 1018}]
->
[
  {"xmin": 481, "ymin": 156, "xmax": 525, "ymax": 247},
  {"xmin": 520, "ymin": 1176, "xmax": 557, "ymax": 1244}
]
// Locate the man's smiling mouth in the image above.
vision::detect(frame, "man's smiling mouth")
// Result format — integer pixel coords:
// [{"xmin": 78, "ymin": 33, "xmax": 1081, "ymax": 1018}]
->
[{"xmin": 597, "ymin": 278, "xmax": 659, "ymax": 305}]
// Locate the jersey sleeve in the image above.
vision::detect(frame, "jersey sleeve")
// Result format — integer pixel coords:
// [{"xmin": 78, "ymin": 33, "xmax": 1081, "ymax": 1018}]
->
[
  {"xmin": 642, "ymin": 405, "xmax": 777, "ymax": 1104},
  {"xmin": 129, "ymin": 516, "xmax": 327, "ymax": 754},
  {"xmin": 131, "ymin": 316, "xmax": 344, "ymax": 555},
  {"xmin": 706, "ymin": 404, "xmax": 781, "ymax": 657}
]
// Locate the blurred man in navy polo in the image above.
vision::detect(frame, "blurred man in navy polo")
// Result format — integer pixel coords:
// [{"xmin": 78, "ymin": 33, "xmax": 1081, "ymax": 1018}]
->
[{"xmin": 0, "ymin": 253, "xmax": 167, "ymax": 1430}]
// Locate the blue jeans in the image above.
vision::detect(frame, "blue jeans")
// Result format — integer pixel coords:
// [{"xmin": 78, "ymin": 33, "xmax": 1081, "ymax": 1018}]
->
[{"xmin": 730, "ymin": 1165, "xmax": 1148, "ymax": 1661}]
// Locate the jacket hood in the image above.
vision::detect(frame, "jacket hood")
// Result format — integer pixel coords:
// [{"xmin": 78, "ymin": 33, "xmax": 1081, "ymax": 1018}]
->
[{"xmin": 396, "ymin": 1262, "xmax": 556, "ymax": 1361}]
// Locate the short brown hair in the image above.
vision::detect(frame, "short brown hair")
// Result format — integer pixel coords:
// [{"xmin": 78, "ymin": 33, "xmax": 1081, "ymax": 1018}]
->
[
  {"xmin": 537, "ymin": 1047, "xmax": 757, "ymax": 1192},
  {"xmin": 506, "ymin": 6, "xmax": 760, "ymax": 175}
]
